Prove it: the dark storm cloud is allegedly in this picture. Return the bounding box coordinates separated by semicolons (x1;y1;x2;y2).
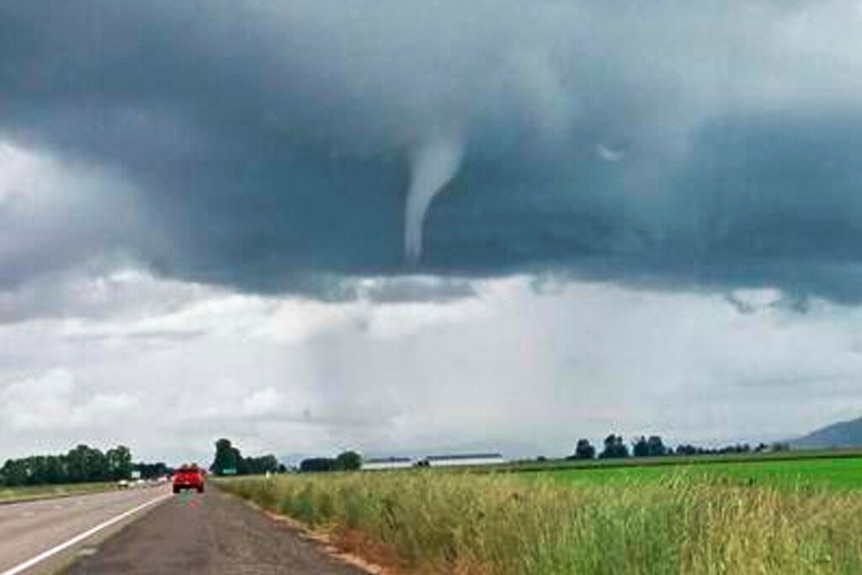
3;0;862;301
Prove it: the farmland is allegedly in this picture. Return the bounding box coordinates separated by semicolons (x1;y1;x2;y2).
535;454;862;491
219;452;862;575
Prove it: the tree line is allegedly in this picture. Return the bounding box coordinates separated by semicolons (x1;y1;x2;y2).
210;438;363;475
299;451;361;472
0;444;133;487
132;461;172;479
568;435;791;460
210;438;283;476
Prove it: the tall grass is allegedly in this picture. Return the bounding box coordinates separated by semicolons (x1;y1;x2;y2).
219;471;862;575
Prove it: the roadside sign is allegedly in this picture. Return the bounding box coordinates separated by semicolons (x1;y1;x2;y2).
221;468;237;475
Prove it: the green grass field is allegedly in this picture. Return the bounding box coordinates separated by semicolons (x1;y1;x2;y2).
0;482;118;504
538;455;862;491
218;453;862;575
502;448;862;474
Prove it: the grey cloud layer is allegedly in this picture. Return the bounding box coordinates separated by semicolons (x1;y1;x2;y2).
3;1;862;300
3;277;862;462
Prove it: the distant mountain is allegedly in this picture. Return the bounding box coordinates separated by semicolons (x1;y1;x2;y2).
792;417;862;449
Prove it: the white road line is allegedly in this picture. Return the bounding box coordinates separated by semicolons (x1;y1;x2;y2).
1;493;171;575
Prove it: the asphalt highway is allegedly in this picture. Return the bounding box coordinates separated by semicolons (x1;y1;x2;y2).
0;487;171;575
64;488;366;574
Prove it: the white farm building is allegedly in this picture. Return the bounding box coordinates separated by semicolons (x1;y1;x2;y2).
421;453;505;467
362;457;414;471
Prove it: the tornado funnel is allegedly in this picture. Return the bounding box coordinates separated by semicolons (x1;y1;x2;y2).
404;134;465;265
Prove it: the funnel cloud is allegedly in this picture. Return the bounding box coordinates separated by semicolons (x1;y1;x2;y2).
405;134;465;265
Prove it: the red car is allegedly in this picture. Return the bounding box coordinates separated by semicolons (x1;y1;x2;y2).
172;464;205;494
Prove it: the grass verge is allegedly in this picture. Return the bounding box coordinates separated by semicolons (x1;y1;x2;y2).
0;482;119;504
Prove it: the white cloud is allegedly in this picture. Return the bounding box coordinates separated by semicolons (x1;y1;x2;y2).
0;369;76;432
0;267;214;324
0;369;137;433
240;387;285;418
0;140;148;291
2;271;862;463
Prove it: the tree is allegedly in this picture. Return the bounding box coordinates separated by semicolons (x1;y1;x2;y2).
632;436;649;457
44;455;66;484
599;434;629;459
2;459;28;486
335;451;362;471
2;445;131;486
133;461;169;479
66;445;88;483
632;436;666;457
66;445;109;482
244;455;280;475
235;447;249;475
300;458;336;473
29;456;49;485
107;446;133;480
212;439;281;476
572;439;596;460
646;436;666;457
212;439;239;476
84;447;110;481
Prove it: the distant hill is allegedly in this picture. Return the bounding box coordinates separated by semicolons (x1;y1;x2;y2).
792;417;862;449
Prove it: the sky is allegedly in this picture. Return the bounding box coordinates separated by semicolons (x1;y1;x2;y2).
3;0;862;464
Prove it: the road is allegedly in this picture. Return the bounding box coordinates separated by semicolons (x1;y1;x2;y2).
64;488;367;574
0;487;171;575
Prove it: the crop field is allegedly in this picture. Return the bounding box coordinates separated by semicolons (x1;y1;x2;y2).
537;455;862;491
0;481;118;504
219;454;862;575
